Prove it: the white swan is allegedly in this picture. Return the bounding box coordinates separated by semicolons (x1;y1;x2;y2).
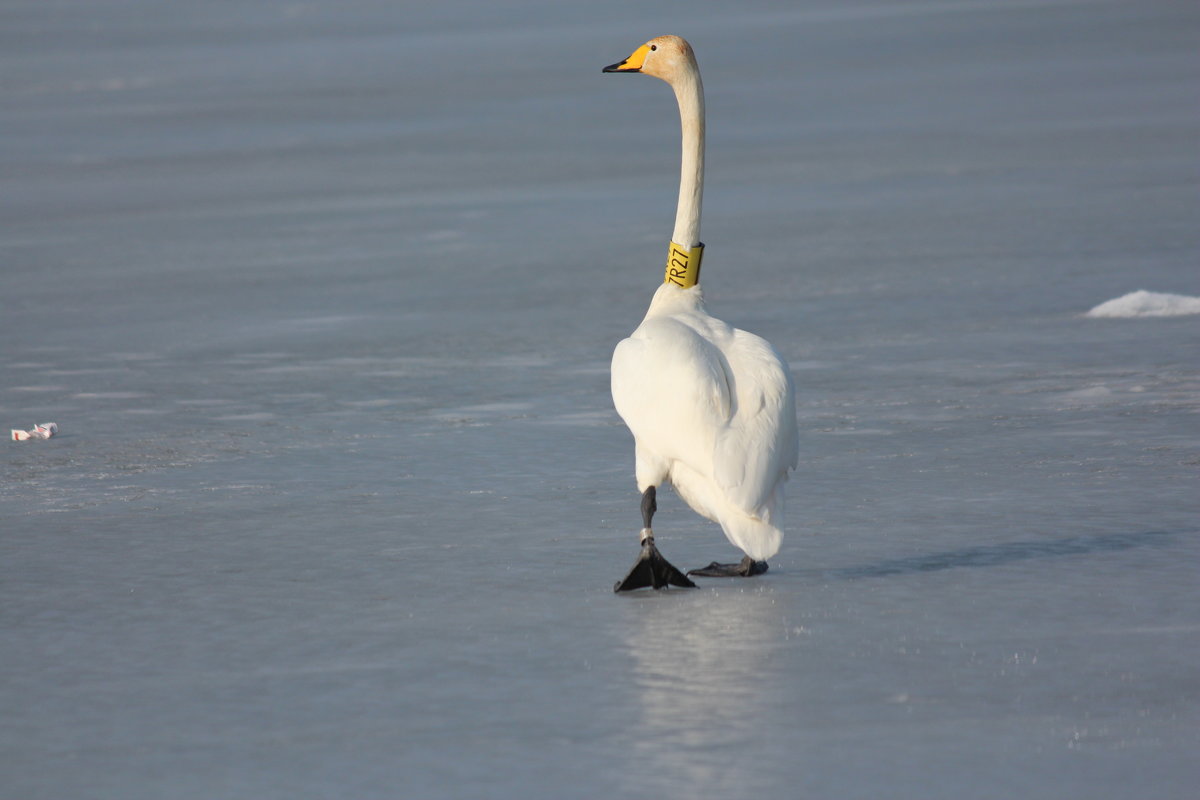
604;36;799;591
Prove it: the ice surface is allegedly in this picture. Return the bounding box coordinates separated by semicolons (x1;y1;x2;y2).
3;1;1199;799
1086;290;1200;318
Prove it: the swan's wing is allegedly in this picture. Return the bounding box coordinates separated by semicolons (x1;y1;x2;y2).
612;316;732;473
712;328;798;517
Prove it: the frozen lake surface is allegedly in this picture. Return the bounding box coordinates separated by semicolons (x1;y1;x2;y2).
3;1;1198;797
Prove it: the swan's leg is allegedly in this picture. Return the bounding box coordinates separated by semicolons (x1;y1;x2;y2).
613;486;697;592
640;483;657;529
687;555;769;578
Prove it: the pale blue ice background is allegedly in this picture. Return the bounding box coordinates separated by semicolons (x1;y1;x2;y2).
3;1;1199;798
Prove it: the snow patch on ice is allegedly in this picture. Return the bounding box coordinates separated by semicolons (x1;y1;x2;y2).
74;391;148;399
1086;290;1200;318
1058;385;1113;404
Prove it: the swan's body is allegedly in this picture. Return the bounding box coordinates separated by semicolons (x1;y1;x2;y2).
605;36;798;587
613;283;797;560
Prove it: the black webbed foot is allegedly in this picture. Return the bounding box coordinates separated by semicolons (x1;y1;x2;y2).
614;537;697;592
687;555;769;578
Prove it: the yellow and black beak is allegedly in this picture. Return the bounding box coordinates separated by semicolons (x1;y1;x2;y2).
602;43;651;74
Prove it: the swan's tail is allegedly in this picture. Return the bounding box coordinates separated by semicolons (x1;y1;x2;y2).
721;514;783;562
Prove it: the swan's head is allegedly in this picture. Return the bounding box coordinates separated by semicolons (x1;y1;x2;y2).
602;35;697;84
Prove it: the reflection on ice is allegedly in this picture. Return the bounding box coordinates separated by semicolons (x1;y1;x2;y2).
619;589;785;796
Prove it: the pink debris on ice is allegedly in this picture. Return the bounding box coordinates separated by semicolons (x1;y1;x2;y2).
11;422;58;441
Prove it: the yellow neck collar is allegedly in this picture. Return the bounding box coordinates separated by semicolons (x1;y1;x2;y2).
665;242;703;288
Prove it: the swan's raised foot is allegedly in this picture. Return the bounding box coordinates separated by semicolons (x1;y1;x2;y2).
614;539;697;592
687;555;768;578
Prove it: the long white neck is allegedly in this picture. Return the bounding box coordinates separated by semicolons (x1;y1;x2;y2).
670;66;704;249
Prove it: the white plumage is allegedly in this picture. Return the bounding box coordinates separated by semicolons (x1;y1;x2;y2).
612;280;797;561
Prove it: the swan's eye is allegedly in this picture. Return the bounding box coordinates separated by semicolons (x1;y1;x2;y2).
650;45;657;51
